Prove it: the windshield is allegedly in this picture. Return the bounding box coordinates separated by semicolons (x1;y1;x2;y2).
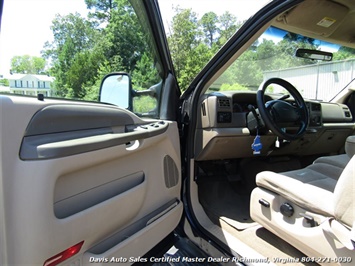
209;26;355;101
158;0;270;91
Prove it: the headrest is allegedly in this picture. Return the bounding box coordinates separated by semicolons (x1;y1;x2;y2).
345;136;355;157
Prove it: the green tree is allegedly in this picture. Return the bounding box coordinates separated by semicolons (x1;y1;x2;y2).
167;8;242;91
168;8;200;81
85;0;117;23
219;83;249;91
333;46;355;60
200;12;219;48
256;39;278;71
81;57;122;101
43;0;159;101
42;1;246;99
232;50;263;89
132;52;159;89
168;8;207;91
85;0;148;74
10;55;46;74
65;50;104;99
274;32;319;69
42;12;102;97
218;11;240;45
0;78;9;86
179;43;214;90
42;13;98;61
216;40;263;91
104;0;146;73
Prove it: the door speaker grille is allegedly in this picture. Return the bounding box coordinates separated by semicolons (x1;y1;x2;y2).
164;155;179;188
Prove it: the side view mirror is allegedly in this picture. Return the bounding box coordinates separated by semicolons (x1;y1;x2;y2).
99;72;132;109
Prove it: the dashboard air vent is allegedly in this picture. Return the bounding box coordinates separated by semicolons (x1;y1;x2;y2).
311;103;321;111
218;98;231;108
343;106;351;118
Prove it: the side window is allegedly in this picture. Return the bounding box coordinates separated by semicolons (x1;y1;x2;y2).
0;0;161;117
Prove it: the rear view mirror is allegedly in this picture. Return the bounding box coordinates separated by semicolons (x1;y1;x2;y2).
99;73;132;109
295;48;333;61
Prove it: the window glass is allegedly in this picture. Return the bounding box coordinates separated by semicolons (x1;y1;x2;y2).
158;0;270;91
0;0;161;117
209;26;355;101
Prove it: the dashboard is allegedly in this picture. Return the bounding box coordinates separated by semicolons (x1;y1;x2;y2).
195;91;354;161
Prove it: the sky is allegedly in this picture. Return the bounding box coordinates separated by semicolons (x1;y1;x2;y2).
0;0;88;76
0;0;270;76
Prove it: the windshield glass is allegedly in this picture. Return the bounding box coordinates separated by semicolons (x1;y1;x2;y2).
209;26;355;101
158;0;270;91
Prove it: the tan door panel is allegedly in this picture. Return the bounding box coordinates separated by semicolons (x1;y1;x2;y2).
0;95;182;265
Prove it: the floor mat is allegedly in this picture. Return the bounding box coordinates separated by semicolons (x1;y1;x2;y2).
219;216;257;231
239;156;302;192
198;179;257;230
220;222;319;266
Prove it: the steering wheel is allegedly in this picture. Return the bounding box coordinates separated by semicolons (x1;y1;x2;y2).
256;78;309;141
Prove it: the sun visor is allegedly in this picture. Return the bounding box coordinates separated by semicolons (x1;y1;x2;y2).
278;0;349;37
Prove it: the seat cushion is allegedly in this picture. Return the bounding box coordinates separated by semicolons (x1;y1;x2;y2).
313;136;354;169
313;154;350;169
256;163;340;217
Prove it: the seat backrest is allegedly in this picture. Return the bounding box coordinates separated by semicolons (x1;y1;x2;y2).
333;155;354;227
345;135;355;157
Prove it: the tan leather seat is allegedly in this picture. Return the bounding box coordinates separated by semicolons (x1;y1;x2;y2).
255;163;339;216
250;153;354;264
